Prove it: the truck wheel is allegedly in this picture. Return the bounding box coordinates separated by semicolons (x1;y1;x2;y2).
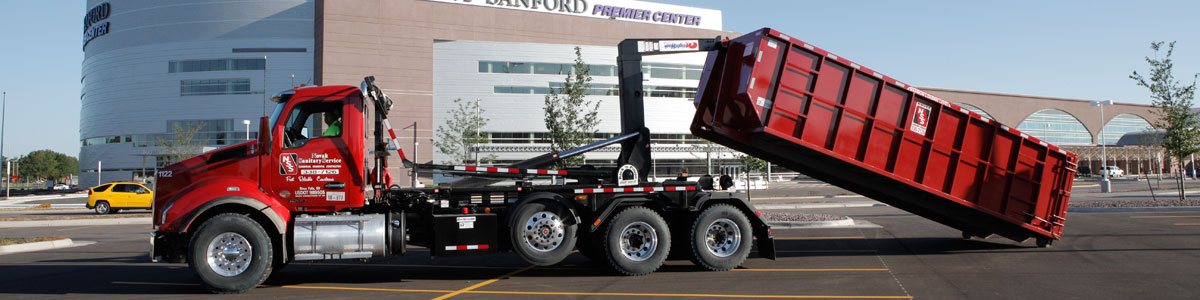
602;206;670;276
94;201;112;214
188;213;273;294
509;201;577;266
1036;237;1053;248
689;204;752;271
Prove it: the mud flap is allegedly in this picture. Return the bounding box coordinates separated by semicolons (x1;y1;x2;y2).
756;228;777;259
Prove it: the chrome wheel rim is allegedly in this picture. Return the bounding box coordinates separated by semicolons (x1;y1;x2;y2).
705;219;742;257
523;211;565;252
96;203;109;213
206;232;253;277
619;221;658;262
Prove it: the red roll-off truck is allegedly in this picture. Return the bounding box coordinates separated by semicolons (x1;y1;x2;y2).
151;28;1075;294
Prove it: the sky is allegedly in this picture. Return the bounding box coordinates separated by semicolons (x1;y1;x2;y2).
0;1;1198;158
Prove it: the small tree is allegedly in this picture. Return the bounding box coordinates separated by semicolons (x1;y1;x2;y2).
1130;41;1199;200
435;98;493;164
544;46;602;167
737;153;767;175
16;150;77;183
156;123;204;166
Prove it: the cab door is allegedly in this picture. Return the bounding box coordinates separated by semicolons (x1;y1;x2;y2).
265;89;365;212
109;184;134;207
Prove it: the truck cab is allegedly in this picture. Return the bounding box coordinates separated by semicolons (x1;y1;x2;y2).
152;38;776;294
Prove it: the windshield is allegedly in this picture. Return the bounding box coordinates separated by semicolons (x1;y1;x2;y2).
268;102;286;128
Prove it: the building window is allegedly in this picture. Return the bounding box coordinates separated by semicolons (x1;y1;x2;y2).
1100;114;1154;145
1017;109;1092;145
495;83;694;99
180;78;253;96
479;60;700;78
169;58;266;73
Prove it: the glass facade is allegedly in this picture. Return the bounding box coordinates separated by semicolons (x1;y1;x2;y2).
479;60;701;80
180;78;253;96
1017;109;1092;145
169;58;266;73
1100;114;1154;145
494;83;696;99
82;119;257;148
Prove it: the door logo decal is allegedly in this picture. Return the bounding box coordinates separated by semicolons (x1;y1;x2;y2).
280;153;300;175
909;103;932;135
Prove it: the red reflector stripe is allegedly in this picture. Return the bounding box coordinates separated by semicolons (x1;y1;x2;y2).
444;244;490;251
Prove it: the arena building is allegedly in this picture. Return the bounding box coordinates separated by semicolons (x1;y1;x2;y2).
78;0;1169;184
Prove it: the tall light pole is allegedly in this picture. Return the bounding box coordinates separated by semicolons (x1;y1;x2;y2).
1093;100;1114;193
243;120;251;141
1;91;6;198
403;122;418;188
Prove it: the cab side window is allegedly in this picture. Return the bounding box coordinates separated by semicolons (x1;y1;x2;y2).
283;102;343;149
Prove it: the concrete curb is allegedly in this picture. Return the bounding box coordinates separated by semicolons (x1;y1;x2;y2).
767;217;856;228
1069;206;1200;213
0;238;79;255
0;217;151;228
756;202;884;210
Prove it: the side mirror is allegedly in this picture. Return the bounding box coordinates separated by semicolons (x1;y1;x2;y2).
258;116;270;154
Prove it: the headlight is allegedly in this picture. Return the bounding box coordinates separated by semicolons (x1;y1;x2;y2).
159;203;174;226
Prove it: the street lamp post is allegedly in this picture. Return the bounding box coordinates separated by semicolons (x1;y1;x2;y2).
1;91;6;199
403;122;418;188
1093;100;1114;193
243;120;251;141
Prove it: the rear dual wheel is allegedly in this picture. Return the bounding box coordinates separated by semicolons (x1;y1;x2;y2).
510;201;578;266
689;204;753;271
602;206;671;276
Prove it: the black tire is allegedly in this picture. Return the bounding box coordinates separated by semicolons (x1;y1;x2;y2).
1036;237;1053;248
509;201;577;266
689;204;753;271
962;232;972;240
188;213;274;294
94;201;111;214
602;206;671;276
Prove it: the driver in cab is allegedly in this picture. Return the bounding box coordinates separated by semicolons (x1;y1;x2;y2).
323;111;341;137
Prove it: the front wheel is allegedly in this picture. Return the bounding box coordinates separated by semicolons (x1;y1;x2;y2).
509;201;577;266
689;204;753;271
188;213;274;294
602;206;671;276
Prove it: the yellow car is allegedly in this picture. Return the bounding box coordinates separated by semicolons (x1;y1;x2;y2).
87;182;154;214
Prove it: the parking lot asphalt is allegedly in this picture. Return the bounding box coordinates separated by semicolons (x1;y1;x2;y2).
1;204;1198;299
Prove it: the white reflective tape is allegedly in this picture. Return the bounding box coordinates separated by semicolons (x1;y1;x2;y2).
1001;125;1011;131
1020;133;1029;139
802;44;814;50
896;82;906;88
1038;141;1048;147
466;245;480;250
444;246;456;251
757;51;763;62
872;72;883;78
779;34;791;41
827;53;839;60
959;108;969;114
750;77;756;88
850;63;860;69
767;41;778;49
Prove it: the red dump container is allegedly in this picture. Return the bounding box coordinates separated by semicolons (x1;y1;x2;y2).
691;28;1076;244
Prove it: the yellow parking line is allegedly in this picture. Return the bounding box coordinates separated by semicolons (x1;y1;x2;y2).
775;236;866;240
432;265;533;300
282;285;450;294
733;268;888;272
1130;215;1200;219
283;285;912;299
